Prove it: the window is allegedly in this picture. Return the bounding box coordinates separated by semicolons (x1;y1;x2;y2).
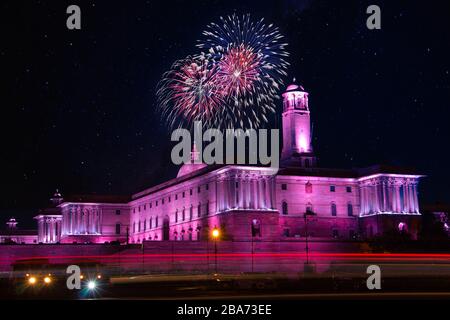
251;219;261;237
155;216;159;228
150;217;152;229
182;208;185;221
144;204;146;210
144;219;147;231
138;206;141;212
282;201;288;215
133;208;136;213
331;203;337;216
198;186;201;193
347;203;353;216
138;221;141;232
305;182;312;193
206;202;209;215
115;210;121;215
182;192;185;198
332;229;339;238
304;159;310;168
306;203;313;215
189;206;193;220
283;228;290;237
150;202;152;208
206;184;209;191
133;222;136;233
162;198;165;205
175;210;178;223
175;194;178;200
198;203;201;217
346;186;352;193
190;189;193;196
168;196;171;202
281;184;287;190
330;185;336;192
156;200;158;207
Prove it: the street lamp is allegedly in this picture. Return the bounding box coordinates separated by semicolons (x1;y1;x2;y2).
212;227;220;274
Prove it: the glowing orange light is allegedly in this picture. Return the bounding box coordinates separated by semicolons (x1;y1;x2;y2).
28;277;37;285
44;276;51;284
212;228;220;239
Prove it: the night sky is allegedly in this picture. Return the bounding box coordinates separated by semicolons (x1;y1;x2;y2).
2;0;449;228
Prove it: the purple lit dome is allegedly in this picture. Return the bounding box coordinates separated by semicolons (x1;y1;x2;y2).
177;144;207;178
285;78;305;92
177;162;207;178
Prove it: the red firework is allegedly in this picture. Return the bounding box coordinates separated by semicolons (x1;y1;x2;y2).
157;57;226;129
217;45;261;97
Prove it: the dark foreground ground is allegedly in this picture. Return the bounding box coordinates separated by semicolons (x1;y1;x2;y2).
2;269;450;300
2;253;450;300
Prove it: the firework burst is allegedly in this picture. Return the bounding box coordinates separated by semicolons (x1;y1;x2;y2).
157;14;289;130
157;56;229;129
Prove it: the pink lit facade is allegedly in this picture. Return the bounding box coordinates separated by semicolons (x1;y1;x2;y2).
32;81;423;244
0;218;37;244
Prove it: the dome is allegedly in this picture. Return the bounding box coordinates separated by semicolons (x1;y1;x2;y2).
177;162;207;178
176;143;207;178
285;77;306;92
285;83;305;92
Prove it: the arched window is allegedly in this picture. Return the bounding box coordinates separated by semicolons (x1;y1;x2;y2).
282;201;288;215
331;203;337;216
305;182;313;194
347;203;353;216
251;219;261;237
398;222;407;233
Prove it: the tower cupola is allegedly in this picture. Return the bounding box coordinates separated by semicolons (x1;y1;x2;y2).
280;79;316;168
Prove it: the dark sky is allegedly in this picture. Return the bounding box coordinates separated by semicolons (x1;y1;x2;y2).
1;0;450;228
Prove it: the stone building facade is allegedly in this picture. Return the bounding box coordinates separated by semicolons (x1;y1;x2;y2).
32;82;423;244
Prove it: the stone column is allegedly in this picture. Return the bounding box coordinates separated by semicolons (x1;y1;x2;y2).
245;175;251;209
405;184;411;213
238;175;244;209
396;183;402;213
382;180;387;212
373;182;380;213
229;176;236;209
259;178;266;209
412;183;419;213
361;185;366;215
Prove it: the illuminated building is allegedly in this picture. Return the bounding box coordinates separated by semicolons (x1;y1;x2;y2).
30;81;423;244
